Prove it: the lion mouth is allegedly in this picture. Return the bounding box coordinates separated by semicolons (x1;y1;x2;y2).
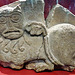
4;30;20;34
2;27;23;40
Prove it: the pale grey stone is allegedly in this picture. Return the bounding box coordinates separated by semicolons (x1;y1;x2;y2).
45;23;75;71
0;0;53;72
46;4;75;28
0;0;75;72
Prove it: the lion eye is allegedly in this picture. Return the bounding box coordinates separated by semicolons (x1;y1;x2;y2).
11;14;21;23
0;16;7;24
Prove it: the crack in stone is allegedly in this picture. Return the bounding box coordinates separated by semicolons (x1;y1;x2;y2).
23;35;31;46
12;40;19;48
37;42;44;59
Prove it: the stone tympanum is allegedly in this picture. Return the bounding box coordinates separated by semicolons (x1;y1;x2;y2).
0;0;75;72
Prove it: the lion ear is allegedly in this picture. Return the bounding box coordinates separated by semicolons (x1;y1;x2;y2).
14;5;21;11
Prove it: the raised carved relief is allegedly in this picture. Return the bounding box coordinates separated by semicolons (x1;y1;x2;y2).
0;0;75;72
0;5;24;54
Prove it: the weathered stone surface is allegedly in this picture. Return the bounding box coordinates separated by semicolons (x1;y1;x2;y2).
46;4;75;28
45;23;75;71
20;0;45;26
0;0;75;72
0;0;53;72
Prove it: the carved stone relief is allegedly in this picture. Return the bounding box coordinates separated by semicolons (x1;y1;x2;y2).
0;0;75;72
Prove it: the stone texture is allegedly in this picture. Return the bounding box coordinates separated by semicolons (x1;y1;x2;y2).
45;24;75;67
20;0;45;26
46;4;75;28
0;0;53;72
0;0;75;72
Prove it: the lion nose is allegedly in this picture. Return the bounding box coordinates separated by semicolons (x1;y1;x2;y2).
2;27;23;40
